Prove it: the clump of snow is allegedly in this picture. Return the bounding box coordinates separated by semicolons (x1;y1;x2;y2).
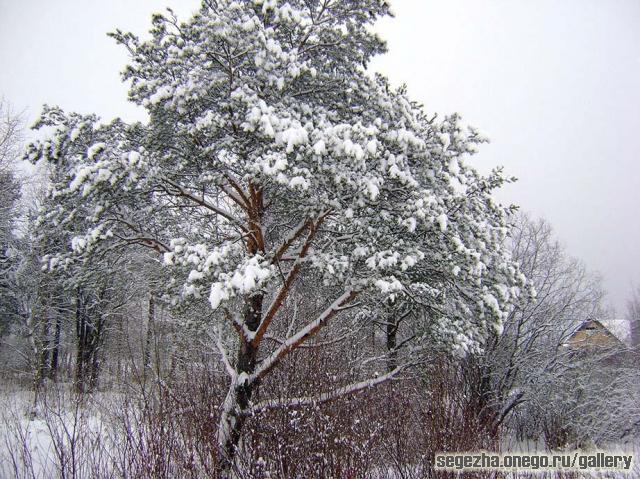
148;85;173;105
366;139;378;155
288;176;309;190
374;277;403;294
209;256;273;309
87;143;106;159
277;126;309;153
127;151;141;165
364;178;380;200
403;217;417;233
436;213;448;232
313;140;326;155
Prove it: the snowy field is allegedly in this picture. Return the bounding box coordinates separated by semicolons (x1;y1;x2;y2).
0;387;118;478
1;386;637;479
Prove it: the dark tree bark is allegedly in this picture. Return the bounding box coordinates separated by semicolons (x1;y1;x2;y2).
386;316;398;373
143;293;155;375
35;307;51;388
221;294;263;471
75;288;105;393
75;291;87;393
89;314;104;391
49;313;62;380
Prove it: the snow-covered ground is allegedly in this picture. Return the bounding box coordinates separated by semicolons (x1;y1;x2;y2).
1;387;638;478
0;387;117;478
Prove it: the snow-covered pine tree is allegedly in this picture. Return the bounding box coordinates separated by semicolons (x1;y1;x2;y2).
26;0;525;471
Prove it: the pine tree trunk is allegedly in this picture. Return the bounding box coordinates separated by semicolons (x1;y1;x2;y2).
35;308;51;388
74;286;105;393
386;317;398;373
88;315;104;391
49;313;62;380
75;290;88;393
143;293;155;377
217;294;262;476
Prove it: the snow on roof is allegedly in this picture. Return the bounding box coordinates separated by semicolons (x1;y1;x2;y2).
569;318;631;347
601;319;632;346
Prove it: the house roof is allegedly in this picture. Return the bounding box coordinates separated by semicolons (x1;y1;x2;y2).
600;319;633;346
565;319;628;349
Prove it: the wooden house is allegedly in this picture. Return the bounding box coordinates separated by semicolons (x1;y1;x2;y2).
565;320;626;349
564;319;632;366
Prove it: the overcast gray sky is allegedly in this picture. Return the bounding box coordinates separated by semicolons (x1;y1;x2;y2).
1;0;638;316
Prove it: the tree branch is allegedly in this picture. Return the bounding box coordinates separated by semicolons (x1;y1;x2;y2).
247;364;406;415
252;215;326;347
252;289;357;381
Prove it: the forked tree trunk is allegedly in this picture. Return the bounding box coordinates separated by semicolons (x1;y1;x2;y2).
217;294;263;476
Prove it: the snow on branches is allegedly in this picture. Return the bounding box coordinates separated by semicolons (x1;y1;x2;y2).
26;0;525;465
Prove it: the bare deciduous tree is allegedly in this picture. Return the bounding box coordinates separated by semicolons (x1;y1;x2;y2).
627;285;640;354
463;213;609;442
0;99;23;339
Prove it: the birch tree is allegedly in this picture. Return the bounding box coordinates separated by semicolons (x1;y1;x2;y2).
26;0;524;471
